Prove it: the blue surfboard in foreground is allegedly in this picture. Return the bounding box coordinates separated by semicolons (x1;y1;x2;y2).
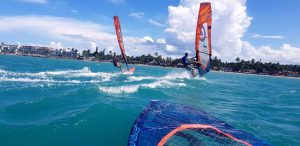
128;101;271;146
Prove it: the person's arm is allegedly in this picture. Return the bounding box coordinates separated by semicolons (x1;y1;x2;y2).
117;56;123;62
114;57;120;62
190;57;199;65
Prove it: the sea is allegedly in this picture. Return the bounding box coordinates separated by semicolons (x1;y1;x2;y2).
0;54;299;146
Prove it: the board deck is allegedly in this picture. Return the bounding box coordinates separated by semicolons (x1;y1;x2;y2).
123;67;135;74
129;67;135;73
191;69;197;77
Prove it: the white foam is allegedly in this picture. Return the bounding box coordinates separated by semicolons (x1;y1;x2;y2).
0;67;117;83
0;67;117;78
0;68;47;78
142;80;186;88
122;71;134;75
39;67;118;78
38;67;90;76
163;71;193;80
0;77;106;84
99;85;139;94
98;80;186;95
126;71;194;82
126;76;156;82
0;77;51;82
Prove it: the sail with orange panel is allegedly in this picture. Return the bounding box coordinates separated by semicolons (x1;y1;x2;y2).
113;15;129;70
195;2;212;76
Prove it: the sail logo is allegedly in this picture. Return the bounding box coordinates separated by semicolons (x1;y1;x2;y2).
128;124;141;146
200;25;207;42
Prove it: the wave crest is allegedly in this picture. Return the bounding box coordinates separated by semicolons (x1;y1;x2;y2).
98;80;186;95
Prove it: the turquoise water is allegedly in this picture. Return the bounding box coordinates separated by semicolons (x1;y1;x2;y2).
0;54;299;146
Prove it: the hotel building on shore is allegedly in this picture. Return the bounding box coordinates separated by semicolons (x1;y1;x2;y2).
0;42;78;58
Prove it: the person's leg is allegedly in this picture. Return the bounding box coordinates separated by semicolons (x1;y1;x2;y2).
187;65;193;71
183;64;190;71
119;66;123;73
117;63;123;73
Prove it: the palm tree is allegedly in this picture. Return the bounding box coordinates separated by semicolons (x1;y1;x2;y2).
154;52;158;58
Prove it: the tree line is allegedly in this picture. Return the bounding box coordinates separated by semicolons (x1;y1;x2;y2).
211;57;300;75
81;48;300;76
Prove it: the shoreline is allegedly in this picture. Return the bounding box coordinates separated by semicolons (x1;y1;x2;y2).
1;53;299;79
212;70;300;80
135;64;300;80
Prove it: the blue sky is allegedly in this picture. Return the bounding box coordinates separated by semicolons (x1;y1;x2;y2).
0;0;299;64
0;0;176;38
246;0;300;47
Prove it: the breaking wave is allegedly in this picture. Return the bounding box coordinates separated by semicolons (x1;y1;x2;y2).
0;77;106;84
98;80;186;95
1;67;203;95
0;67;118;84
0;67;118;78
99;85;140;94
126;71;206;82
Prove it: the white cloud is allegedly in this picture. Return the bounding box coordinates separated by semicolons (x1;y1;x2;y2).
129;12;145;19
156;38;166;44
123;36;164;55
165;0;252;60
18;0;48;4
164;0;300;64
49;41;63;49
165;44;178;52
89;42;97;52
242;42;300;64
142;36;154;43
0;15;164;56
250;34;284;39
0;15;114;44
108;0;125;4
70;9;78;13
148;18;165;27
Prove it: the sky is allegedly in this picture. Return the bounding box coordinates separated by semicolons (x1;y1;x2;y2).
0;0;299;64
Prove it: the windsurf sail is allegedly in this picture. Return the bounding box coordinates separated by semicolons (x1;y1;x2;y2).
113;15;129;70
128;101;271;146
195;2;212;76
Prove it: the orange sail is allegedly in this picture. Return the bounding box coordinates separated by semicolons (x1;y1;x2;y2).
113;16;129;69
195;2;212;76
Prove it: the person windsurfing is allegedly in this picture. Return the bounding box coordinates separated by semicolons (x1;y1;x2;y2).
182;52;190;69
113;52;123;72
182;52;197;76
113;15;136;74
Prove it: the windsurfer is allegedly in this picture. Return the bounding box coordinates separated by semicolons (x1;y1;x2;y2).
182;52;196;71
113;52;123;72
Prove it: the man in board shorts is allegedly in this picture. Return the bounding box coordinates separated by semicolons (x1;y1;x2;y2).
182;52;197;76
182;52;193;70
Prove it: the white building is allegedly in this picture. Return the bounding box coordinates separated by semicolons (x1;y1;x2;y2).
0;43;18;54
